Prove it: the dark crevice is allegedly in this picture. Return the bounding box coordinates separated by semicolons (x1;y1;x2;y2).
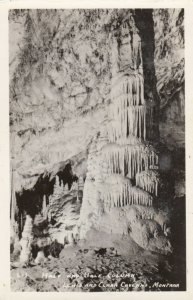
15;162;78;236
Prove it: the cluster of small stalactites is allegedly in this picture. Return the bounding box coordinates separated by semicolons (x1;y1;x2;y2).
136;170;160;196
111;73;145;106
53;175;69;196
80;25;159;222
101;141;158;179
107;73;157;143
107;106;148;142
98;174;153;211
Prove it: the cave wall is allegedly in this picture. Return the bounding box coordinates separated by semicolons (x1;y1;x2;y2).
10;9;184;188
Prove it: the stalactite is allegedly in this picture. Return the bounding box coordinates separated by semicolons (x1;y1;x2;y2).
102;142;158;178
136;170;159;196
132;31;143;71
108;105;149;142
99;176;153;211
117;135;142;146
111;74;145;106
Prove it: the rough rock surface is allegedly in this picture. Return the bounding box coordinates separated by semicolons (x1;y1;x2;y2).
10;9;184;181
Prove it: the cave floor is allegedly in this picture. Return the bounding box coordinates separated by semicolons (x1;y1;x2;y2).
11;240;185;292
10;195;186;292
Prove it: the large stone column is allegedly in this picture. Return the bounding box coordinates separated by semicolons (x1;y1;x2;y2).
79;11;171;254
103;14;159;208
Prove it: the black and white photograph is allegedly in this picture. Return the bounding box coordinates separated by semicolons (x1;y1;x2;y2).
9;8;185;292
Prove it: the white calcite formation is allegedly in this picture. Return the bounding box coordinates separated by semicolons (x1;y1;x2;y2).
53;175;65;198
80;23;158;216
47;177;83;245
98;174;153;210
19;215;34;264
102;141;158;178
42;195;48;220
79;20;171;254
35;250;47;265
136;170;159;196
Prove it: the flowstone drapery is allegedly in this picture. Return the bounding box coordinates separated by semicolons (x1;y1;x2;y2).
79;16;171;254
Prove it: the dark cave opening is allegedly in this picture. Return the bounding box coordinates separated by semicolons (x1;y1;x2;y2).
15;162;79;238
56;162;78;189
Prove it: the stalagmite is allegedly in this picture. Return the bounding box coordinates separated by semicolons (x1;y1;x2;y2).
64;184;69;192
42;195;47;219
78;176;84;190
19;215;33;264
53;175;60;195
35;250;46;265
71;181;78;191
